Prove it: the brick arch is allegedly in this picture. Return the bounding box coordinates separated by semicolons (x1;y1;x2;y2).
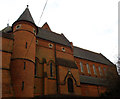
63;71;80;87
47;60;55;65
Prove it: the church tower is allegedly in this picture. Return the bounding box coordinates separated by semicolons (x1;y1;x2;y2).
10;6;37;97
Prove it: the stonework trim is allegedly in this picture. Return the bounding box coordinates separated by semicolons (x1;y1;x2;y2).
59;71;80;87
0;50;12;54
13;29;35;36
0;68;10;70
11;58;35;64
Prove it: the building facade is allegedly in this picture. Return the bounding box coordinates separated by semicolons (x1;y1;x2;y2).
0;7;118;97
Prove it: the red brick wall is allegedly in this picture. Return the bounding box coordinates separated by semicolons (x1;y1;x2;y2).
58;66;81;95
1;37;14;97
75;57;109;78
10;21;36;97
74;57;116;97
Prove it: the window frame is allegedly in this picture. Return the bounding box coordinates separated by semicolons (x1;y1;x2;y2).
22;81;24;91
68;78;74;93
50;62;53;77
93;65;97;75
24;62;26;70
16;24;21;30
86;63;91;74
80;62;84;73
98;66;102;76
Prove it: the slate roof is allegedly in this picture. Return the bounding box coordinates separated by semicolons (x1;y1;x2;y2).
80;75;106;86
36;28;72;47
73;46;114;66
0;26;14;40
2;26;12;33
56;58;78;69
16;7;35;24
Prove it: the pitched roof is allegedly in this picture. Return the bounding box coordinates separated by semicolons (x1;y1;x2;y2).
73;46;114;66
16;7;35;24
36;28;72;47
80;75;106;85
42;22;51;31
0;27;14;40
2;26;12;33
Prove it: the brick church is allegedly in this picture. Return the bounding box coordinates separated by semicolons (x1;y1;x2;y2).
0;6;118;97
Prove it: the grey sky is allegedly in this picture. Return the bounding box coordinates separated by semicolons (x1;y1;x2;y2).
0;0;118;64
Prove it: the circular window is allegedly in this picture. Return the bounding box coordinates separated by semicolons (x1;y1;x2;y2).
48;43;53;48
62;47;65;52
16;24;21;29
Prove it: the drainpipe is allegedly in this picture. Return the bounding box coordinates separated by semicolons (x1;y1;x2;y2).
97;85;100;96
54;43;59;94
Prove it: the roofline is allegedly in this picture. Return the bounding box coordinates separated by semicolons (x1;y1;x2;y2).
74;56;114;66
100;53;115;66
36;36;72;48
12;20;38;33
74;46;100;55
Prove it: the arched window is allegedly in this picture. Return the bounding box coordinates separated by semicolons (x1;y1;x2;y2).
68;78;74;93
50;62;53;77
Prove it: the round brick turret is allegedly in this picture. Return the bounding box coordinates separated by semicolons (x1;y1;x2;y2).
10;7;37;97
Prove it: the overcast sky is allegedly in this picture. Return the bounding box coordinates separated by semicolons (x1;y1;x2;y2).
0;0;119;64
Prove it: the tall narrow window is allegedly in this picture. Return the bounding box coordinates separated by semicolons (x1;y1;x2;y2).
25;42;27;48
86;63;91;74
50;62;53;77
104;67;106;76
80;62;84;72
68;78;74;93
22;81;24;91
98;66;102;76
24;62;26;70
93;65;97;75
35;58;37;76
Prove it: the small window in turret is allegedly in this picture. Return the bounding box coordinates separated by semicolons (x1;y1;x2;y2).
33;28;36;35
16;24;21;29
25;42;27;48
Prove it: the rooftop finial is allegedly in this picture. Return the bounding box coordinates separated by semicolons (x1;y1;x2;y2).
7;19;9;27
27;5;29;8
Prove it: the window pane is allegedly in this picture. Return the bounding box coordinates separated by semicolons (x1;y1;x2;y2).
35;58;37;76
50;62;53;77
104;67;106;76
22;81;24;91
80;62;84;72
24;62;26;70
93;65;97;75
98;66;102;76
86;64;90;74
68;78;74;93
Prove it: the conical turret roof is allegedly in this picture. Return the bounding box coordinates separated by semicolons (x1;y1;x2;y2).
17;6;35;24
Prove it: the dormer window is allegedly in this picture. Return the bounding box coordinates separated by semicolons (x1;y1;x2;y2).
62;47;65;52
48;43;53;48
16;24;21;29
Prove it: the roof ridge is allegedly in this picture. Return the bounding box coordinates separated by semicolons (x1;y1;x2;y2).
74;46;100;55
